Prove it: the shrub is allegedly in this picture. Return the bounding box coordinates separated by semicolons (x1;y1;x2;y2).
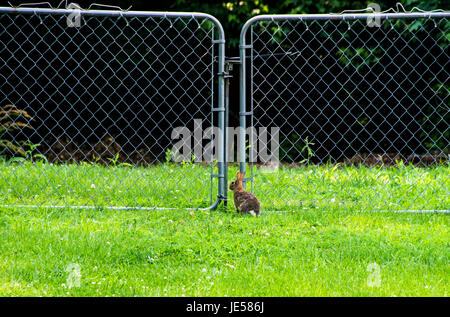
0;104;35;158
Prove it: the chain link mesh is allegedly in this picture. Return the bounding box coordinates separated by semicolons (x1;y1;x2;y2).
0;9;224;209
242;14;449;211
1;9;449;212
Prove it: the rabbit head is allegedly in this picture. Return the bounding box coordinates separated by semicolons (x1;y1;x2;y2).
229;172;245;191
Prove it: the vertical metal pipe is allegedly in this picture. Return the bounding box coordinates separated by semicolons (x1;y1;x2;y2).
239;41;247;188
223;63;230;206
210;25;215;205
217;39;226;201
249;25;254;193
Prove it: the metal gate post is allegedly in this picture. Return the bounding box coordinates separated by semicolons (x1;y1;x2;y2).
217;37;227;206
239;24;250;188
204;21;227;210
223;57;240;206
223;61;232;207
239;21;256;190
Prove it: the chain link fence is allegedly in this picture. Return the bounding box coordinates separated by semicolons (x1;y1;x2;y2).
239;13;449;211
1;8;449;212
0;7;226;209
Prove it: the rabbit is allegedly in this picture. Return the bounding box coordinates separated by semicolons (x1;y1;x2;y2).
229;172;261;216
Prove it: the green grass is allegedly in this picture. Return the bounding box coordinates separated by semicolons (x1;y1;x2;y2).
0;207;448;296
0;161;448;296
250;163;450;211
0;160;217;208
0;160;449;210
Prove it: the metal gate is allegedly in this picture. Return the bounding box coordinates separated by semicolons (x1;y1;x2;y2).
0;7;226;210
239;12;449;211
1;7;449;212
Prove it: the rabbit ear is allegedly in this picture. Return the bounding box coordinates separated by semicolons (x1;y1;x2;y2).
237;172;245;181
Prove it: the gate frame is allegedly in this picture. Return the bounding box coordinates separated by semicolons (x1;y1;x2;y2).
0;6;228;210
238;12;450;190
3;8;449;210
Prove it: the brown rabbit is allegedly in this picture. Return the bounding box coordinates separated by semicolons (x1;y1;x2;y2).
229;172;260;216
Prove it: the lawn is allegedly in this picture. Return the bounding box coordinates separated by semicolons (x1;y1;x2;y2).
0;161;448;296
0;160;449;211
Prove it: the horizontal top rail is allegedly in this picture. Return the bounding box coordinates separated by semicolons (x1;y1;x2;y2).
0;6;225;41
246;11;450;21
240;12;450;43
0;6;214;18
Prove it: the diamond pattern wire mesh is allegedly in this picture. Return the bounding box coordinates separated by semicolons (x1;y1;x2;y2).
0;9;222;209
242;15;449;211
